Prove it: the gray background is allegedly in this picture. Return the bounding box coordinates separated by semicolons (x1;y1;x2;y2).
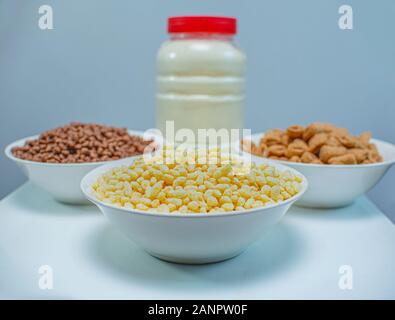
0;0;394;219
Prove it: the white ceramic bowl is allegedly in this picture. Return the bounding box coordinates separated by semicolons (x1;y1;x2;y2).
81;157;307;264
241;133;395;208
5;130;162;205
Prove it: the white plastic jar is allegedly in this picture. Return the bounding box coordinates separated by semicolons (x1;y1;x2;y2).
156;16;246;141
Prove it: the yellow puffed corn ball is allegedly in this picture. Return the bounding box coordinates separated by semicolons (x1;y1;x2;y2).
91;148;303;214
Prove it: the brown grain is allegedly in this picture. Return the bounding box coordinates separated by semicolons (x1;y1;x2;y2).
12;122;157;163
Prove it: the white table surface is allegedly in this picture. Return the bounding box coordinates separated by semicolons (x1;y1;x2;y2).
0;182;394;300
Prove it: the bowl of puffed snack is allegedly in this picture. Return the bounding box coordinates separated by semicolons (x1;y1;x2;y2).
241;122;395;208
81;147;307;264
5;122;161;204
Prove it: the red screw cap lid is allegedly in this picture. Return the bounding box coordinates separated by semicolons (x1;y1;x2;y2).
168;16;237;34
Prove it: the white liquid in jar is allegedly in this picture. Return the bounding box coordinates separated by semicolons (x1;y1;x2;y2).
156;38;246;140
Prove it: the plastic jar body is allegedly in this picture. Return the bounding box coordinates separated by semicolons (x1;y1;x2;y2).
156;32;246;142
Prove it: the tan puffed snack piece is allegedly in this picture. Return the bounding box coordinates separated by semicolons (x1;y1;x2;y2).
286;125;305;139
328;153;357;165
362;146;383;164
240;139;253;153
308;133;328;154
241;139;268;157
267;145;287;157
302;122;334;141
338;135;358;148
359;131;372;147
367;144;383;162
301;151;319;163
242;122;383;165
262;129;283;146
287;139;308;157
348;148;369;163
281;134;290;146
330;127;349;138
368;143;380;155
319;145;347;163
325;136;342;147
289;155;301;163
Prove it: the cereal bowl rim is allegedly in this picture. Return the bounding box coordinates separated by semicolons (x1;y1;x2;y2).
4;130;163;168
241;133;395;169
80;156;308;218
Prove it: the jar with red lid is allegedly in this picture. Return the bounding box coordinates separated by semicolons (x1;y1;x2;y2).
156;16;246;143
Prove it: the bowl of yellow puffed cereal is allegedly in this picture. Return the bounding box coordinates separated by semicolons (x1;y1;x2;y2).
81;147;307;264
240;122;395;208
